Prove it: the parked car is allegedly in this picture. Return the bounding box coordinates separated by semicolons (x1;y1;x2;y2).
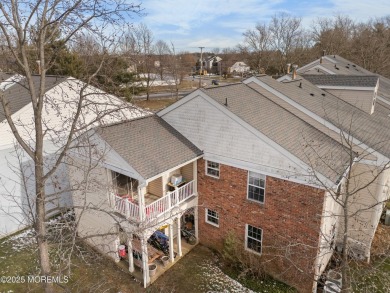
211;79;219;85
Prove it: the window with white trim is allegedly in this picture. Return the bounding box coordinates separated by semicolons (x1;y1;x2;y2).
205;208;219;227
247;171;266;203
206;161;220;178
246;224;262;254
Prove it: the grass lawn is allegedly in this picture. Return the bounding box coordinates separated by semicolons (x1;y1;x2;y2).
0;227;297;293
351;256;390;293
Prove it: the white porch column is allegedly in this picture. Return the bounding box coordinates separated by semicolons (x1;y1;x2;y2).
177;216;182;257
193;160;198;195
114;237;120;263
169;224;175;262
141;236;150;288
138;183;147;222
128;236;134;273
194;207;199;241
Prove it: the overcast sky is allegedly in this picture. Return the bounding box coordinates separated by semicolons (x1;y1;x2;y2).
132;0;390;52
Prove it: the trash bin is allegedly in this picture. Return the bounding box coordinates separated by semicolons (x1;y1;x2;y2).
118;245;127;258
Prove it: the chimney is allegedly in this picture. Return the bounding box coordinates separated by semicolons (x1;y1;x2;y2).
292;64;298;80
286;63;291;74
320;50;326;64
36;60;41;74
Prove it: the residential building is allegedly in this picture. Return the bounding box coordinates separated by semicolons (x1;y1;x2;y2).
228;61;250;74
197;55;222;75
68;55;390;293
0;74;144;237
158;83;351;292
68;115;201;288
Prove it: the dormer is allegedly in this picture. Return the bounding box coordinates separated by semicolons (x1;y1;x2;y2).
302;75;379;115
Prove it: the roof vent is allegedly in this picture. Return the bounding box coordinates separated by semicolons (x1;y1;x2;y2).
321;93;326;97
299;82;302;88
310;93;314;96
334;64;339;70
224;98;228;107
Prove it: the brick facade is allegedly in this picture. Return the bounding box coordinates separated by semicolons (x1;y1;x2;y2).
197;159;325;293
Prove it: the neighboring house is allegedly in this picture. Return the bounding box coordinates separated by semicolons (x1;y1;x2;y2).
205;55;222;74
295;54;390;105
69;115;202;288
197;55;222;74
158;83;352;292
228;61;250;74
0;74;144;237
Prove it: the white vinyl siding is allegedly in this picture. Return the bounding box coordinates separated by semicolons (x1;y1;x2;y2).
247;171;266;203
205;208;219;227
245;224;262;254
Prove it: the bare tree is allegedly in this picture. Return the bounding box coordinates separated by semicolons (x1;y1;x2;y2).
0;1;141;292
154;39;170;80
240;23;271;73
311;15;356;57
269;12;304;73
125;23;155;100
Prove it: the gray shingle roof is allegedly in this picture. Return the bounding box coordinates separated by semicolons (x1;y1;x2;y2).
298;55;390;102
98;115;202;179
302;74;378;88
0;75;67;122
256;75;390;159
202;83;352;183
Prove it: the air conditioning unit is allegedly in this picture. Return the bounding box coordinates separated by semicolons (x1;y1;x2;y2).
324;270;342;293
324;281;341;293
170;174;182;186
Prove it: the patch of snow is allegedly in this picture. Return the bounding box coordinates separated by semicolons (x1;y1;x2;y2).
198;260;255;293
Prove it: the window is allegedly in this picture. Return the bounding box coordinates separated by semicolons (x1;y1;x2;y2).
246;224;262;254
205;208;219;227
206;161;220;178
247;171;265;203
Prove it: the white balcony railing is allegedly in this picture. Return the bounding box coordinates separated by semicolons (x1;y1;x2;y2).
111;193;140;220
111;180;196;222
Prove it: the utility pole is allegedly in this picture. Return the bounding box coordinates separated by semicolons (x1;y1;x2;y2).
199;46;204;88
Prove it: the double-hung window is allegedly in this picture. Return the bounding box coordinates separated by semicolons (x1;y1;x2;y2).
205;208;219;227
246;224;262;254
247;171;266;203
206;161;220;178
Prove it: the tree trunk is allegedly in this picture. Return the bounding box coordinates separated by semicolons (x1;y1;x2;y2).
341;204;351;293
35;101;53;292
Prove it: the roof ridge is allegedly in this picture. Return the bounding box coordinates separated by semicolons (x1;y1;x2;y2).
99;112;154;129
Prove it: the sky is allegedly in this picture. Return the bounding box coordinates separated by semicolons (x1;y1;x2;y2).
130;0;390;52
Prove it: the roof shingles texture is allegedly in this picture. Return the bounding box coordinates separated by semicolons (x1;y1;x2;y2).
203;84;351;183
302;74;378;87
299;55;390;102
258;75;390;158
0;75;67;122
98;115;202;179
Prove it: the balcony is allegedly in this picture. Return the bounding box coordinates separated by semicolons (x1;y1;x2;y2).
111;180;196;222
